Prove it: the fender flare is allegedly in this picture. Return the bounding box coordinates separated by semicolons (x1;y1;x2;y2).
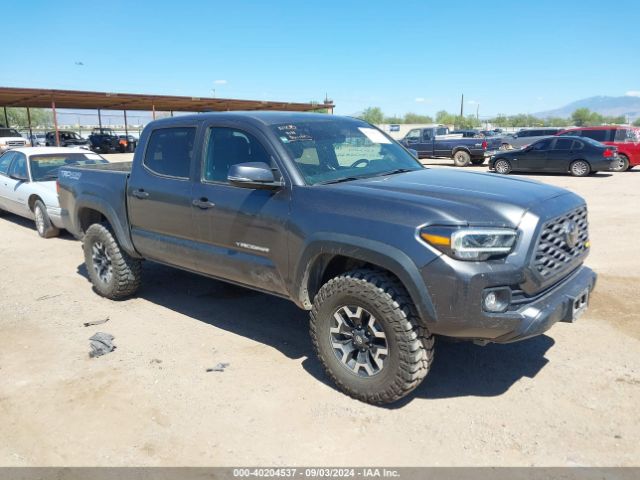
293;233;437;325
72;194;141;258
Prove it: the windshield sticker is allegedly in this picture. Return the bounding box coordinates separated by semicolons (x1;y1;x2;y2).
276;124;313;142
358;127;391;144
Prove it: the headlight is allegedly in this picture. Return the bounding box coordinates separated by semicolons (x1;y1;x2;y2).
419;226;518;261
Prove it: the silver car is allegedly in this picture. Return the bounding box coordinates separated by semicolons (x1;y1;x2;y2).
0;147;108;237
500;127;565;149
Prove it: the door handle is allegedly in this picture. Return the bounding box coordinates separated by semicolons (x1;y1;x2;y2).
132;189;149;199
192;198;216;209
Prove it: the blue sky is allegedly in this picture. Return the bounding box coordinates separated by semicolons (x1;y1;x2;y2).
2;0;639;117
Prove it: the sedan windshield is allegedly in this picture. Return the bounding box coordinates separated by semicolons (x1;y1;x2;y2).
271;118;423;185
30;153;107;181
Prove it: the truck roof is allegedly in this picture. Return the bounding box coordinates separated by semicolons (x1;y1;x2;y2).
148;111;356;127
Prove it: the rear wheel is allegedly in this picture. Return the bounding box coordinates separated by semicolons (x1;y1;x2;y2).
310;269;434;404
570;160;590;177
83;223;142;299
611;154;629;172
494;159;512;174
453;150;471;167
34;199;59;238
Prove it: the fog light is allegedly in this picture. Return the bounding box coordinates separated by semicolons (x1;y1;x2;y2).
483;288;511;313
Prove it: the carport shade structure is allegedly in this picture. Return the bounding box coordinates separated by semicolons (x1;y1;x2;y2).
0;86;335;146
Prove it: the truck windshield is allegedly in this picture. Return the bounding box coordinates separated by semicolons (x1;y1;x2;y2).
0;128;21;137
271;119;422;185
30;153;107;181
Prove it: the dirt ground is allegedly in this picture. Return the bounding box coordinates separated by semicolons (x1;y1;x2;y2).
0;155;638;466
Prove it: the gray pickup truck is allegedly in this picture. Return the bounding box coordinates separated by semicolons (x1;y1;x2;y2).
398;125;498;166
57;112;596;404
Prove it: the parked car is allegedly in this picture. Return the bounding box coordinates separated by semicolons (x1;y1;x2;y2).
399;125;493;166
45;130;91;149
58;112;596;404
557;126;640;172
118;134;138;153
499;127;565;150
25;133;47;146
0;127;29;152
488;136;617;176
88;128;121;153
0;147;108;237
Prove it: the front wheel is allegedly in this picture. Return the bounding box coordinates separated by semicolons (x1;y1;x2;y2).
453;150;471;167
83;223;142;299
570;160;590;177
494;159;512;174
34;199;59;238
310;269;434;404
611;154;629;172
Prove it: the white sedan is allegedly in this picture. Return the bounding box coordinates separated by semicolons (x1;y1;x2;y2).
0;147;108;238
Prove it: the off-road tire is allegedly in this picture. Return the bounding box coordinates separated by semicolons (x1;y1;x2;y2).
494;159;512;174
471;158;485;166
310;269;434;404
83;222;142;299
34;199;59;238
611;154;629;172
570;160;590;177
453;150;471;167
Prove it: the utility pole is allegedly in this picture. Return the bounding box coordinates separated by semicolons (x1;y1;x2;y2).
460;94;464;117
476;103;480;121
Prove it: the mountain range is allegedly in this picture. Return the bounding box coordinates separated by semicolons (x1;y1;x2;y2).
534;95;640;121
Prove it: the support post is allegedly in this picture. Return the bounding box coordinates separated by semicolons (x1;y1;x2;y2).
124;110;128;137
52;101;60;146
152;104;156;120
26;107;33;144
3;106;8;127
98;109;102;130
170;110;174;117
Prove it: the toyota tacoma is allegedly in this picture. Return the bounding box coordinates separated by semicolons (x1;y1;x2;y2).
57;112;596;404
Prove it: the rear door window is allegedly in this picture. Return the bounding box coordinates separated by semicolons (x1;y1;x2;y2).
554;138;573;150
581;129;610;142
143;127;196;178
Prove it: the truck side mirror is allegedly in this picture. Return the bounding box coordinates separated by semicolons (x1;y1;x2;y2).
228;162;282;190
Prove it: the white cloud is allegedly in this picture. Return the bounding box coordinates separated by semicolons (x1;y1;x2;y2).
536;96;544;101
214;79;228;85
626;90;640;97
415;97;426;103
467;100;478;105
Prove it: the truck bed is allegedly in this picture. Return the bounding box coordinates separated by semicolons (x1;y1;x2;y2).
69;161;132;173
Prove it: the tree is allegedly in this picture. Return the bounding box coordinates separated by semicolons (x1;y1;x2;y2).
403;112;433;124
572;108;595;126
545;117;570;127
435;110;457;125
383;115;404;124
359;107;384;124
633;118;640;127
5;107;53;128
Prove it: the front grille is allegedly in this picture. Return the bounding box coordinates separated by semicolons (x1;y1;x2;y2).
7;140;25;147
533;206;589;278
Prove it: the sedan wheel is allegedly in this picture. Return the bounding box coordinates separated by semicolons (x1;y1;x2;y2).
494;159;512;174
570;160;590;177
33;199;60;238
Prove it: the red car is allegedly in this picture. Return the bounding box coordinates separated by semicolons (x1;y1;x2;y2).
556;126;640;171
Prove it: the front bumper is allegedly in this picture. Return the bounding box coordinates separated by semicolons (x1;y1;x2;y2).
423;262;596;344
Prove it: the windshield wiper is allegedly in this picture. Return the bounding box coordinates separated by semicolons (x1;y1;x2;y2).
316;176;362;185
374;168;418;177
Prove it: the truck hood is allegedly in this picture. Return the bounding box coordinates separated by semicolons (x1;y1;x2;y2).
330;169;574;228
